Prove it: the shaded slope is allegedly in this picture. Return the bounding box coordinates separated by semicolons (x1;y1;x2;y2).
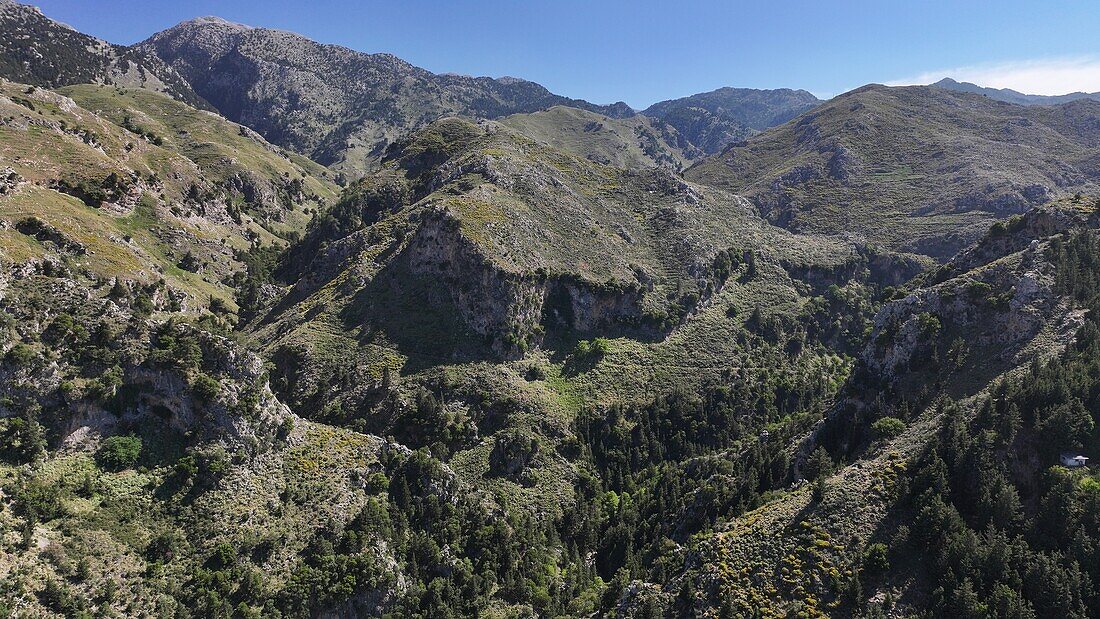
258;116;855;364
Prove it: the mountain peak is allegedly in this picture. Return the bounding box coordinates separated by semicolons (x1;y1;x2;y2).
180;15;252;29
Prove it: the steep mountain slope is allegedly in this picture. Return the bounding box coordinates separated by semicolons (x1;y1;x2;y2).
0;1;207;109
6;7;1100;618
643;86;821;153
500;106;702;171
933;77;1100;106
0;78;336;307
134;17;633;176
688;84;1100;258
255;115;856;367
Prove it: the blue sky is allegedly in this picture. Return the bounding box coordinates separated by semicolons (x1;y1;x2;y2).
33;0;1100;108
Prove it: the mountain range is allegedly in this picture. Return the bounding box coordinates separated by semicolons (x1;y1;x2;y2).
2;2;1100;618
932;76;1100;106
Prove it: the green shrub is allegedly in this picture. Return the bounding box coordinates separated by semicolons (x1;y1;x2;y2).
573;337;611;361
191;373;221;403
5;343;36;366
871;417;906;440
96;435;142;471
863;543;889;575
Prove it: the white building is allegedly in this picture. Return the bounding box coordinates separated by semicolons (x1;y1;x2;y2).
1060;453;1089;468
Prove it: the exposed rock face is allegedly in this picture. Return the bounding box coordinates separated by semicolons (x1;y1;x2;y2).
61;325;292;451
863;232;1081;383
948;205;1091;273
0;166;20;194
407;211;646;358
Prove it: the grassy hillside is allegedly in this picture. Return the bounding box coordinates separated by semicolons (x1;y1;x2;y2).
0;79;336;308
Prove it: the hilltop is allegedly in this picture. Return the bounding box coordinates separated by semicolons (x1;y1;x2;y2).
500;105;703;171
932;77;1100;106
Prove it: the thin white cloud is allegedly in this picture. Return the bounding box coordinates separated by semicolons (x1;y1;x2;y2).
886;56;1100;95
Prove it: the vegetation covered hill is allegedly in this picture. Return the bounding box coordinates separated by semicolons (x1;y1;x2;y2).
0;84;873;617
0;78;336;308
134;17;634;176
642;86;821;154
4;5;1100;618
673;203;1100;617
687;84;1100;258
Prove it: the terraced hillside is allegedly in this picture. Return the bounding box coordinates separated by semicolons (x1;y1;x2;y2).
688;84;1100;258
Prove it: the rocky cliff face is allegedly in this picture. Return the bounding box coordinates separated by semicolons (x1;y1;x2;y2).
862;210;1088;385
406;209;648;357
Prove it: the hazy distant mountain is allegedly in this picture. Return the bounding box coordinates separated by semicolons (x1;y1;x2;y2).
0;0;207;108
135;17;635;175
642;86;821;153
931;77;1100;105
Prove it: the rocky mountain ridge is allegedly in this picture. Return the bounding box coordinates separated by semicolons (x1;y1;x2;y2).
0;1;207;109
643;86;821;153
133;16;635;176
687;83;1100;258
